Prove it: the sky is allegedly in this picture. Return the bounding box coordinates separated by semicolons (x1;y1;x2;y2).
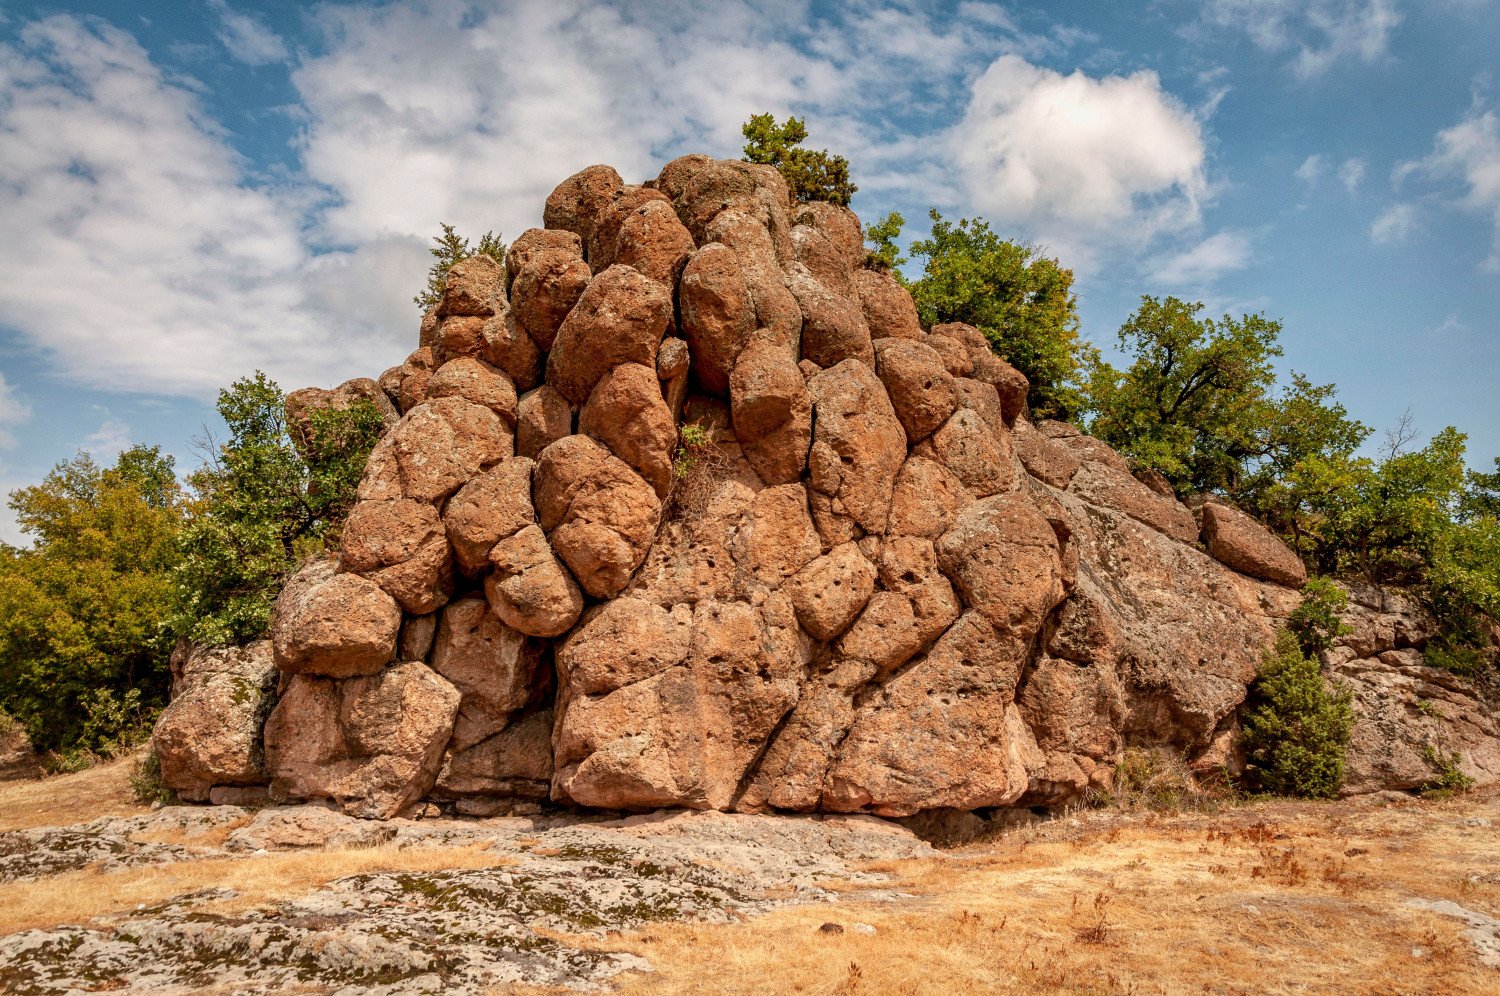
0;0;1497;543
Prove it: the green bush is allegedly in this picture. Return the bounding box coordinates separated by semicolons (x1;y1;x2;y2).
1419;746;1475;796
130;749;176;805
1240;631;1354;798
1287;576;1351;657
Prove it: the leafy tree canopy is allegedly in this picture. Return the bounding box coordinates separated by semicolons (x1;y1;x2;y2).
0;446;184;754
741;113;857;207
413;223;505;312
906;210;1087;419
173;372;385;646
1084;296;1367;499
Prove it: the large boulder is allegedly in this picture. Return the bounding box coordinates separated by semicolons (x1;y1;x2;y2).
429;598;547;750
271;558;400;679
152;642;278;801
1198;499;1308;588
338;498;454;615
357;397;511;504
263;661;461;820
543;164;624;246
284;378;397;461
546;265;673;405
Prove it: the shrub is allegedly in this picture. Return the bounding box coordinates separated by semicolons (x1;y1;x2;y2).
1287;576;1351;657
130;749;176;805
864;211;906;271
1419;747;1475;796
1240;631;1355;798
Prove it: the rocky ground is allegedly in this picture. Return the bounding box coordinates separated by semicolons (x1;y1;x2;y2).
1;761;1498;995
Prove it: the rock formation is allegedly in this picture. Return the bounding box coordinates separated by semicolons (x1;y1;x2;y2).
152;155;1497;819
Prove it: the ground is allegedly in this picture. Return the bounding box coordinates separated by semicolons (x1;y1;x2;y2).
0;759;1496;994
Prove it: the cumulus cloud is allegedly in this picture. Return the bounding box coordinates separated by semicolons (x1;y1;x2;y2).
1148;230;1253;286
82;416;132;460
1338;157;1367;193
1370;202;1417;244
207;0;287;66
0;372;30;450
952;55;1208;258
1200;0;1402;78
1296;154;1325;184
0;15;417;397
1399;103;1500;270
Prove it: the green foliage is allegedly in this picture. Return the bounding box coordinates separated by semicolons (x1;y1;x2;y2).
672;422;713;481
1419;746;1475;796
413;223;505;312
864;211;906;271
0;446;183;755
1084;296;1367;499
741;113;857;206
130;748;176;805
1287;576;1351;656
1240;631;1354;799
907;210;1087;419
173;373;384;646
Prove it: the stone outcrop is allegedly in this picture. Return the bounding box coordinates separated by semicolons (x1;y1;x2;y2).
161;153;1490;821
152;642;278;801
0;715;38;781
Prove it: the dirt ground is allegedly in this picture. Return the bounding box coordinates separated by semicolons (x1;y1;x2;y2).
2;763;1496;995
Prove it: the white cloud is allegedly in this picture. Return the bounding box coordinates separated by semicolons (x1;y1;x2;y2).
1200;0;1402;78
1296;153;1325;184
1148;230;1253;285
1338;157;1367;192
0;15;416;397
1400;103;1500;270
0;372;30;450
82;416;132;460
207;0;287;66
1370;202;1417;244
951;55;1208;258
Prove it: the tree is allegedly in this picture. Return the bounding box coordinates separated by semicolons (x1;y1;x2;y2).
0;447;184;755
1084;296;1367;499
1240;631;1354;798
173;373;385;646
906;210;1087;419
863;211;906;271
413;223;506;312
741;113;857;207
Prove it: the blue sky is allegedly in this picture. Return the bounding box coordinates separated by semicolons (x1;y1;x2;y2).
0;0;1497;542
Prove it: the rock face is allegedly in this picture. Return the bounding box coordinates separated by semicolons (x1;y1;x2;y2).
0;715;38;781
203;153;1453;822
152;642;278;801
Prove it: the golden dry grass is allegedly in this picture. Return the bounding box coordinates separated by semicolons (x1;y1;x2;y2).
0;755;147;832
0;843;513;935
519;790;1500;996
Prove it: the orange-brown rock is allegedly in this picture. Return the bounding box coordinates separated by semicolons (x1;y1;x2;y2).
152;642;277;801
547;265;672;404
795;201;864;273
578;362;676;498
438;254;505;318
442;457;535;574
855;268;923;340
435;708;553;799
285;378;397;460
430;598;547;750
730;339;812;486
543;164;624;247
271;558;400;678
426;357;517;425
338;498;453;614
264;661;460;819
786;541;877;640
874;338;958;441
505;228;583;289
1199;499;1308;587
789;264;873;369
509;248;590;352
515;384;573;460
357;397;511;504
534;434;661;597
679;242;755;395
806;360;907;542
596;191;695;289
485;524;584;637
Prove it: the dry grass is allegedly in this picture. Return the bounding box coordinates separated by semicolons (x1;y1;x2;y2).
0;755;146;832
0;843;512;935
518;790;1500;995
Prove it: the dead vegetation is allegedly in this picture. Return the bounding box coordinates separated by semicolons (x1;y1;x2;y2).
0;754;147;832
518;789;1500;995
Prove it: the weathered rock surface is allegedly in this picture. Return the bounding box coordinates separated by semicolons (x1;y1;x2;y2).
152;642;278;801
187;154;1471;823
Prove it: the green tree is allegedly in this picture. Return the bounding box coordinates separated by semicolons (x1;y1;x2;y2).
906;210;1087;418
0;446;184;754
1084;296;1367;498
1240;630;1354;798
741;113;857;207
413;223;506;312
863;211;906;271
173;373;385;645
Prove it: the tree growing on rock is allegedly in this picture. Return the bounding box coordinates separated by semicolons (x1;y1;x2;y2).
413;223;506;312
741;113;858;206
906;210;1087;419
